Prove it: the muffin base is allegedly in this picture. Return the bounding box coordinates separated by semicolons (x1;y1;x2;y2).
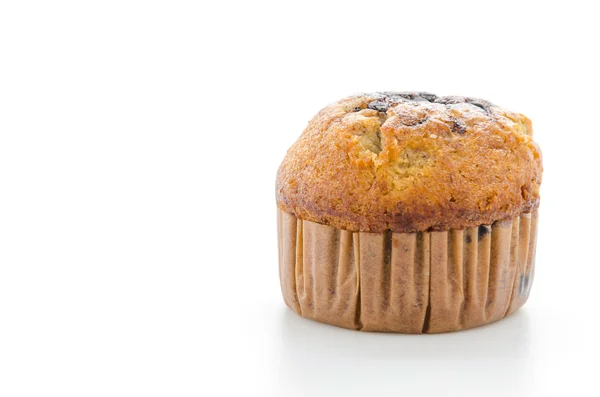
277;209;538;333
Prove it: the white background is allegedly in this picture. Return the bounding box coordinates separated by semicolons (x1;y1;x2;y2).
1;1;598;396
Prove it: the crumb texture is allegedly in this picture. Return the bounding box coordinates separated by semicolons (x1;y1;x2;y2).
276;92;542;233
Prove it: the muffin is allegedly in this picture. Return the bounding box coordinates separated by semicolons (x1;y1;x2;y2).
276;92;542;333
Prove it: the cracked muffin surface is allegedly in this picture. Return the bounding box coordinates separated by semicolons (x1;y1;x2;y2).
276;92;542;233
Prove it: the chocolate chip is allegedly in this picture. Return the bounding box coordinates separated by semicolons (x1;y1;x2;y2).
478;225;491;240
367;100;390;113
435;96;495;114
353;106;362;112
381;92;438;103
451;120;467;134
365;92;496;115
465;235;472;244
435;96;466;105
367;92;439;113
403;116;429;127
466;98;493;115
416;92;438;102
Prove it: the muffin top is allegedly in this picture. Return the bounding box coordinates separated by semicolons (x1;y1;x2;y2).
276;92;542;233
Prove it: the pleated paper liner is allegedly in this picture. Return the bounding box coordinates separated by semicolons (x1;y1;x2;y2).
277;208;538;333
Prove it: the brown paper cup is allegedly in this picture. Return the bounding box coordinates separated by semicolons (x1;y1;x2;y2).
277;208;538;333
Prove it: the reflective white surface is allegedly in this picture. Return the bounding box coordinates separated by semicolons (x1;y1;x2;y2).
276;309;533;397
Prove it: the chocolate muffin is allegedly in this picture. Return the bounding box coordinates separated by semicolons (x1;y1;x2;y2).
276;92;542;333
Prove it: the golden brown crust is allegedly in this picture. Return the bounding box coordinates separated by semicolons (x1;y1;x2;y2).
276;92;543;233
